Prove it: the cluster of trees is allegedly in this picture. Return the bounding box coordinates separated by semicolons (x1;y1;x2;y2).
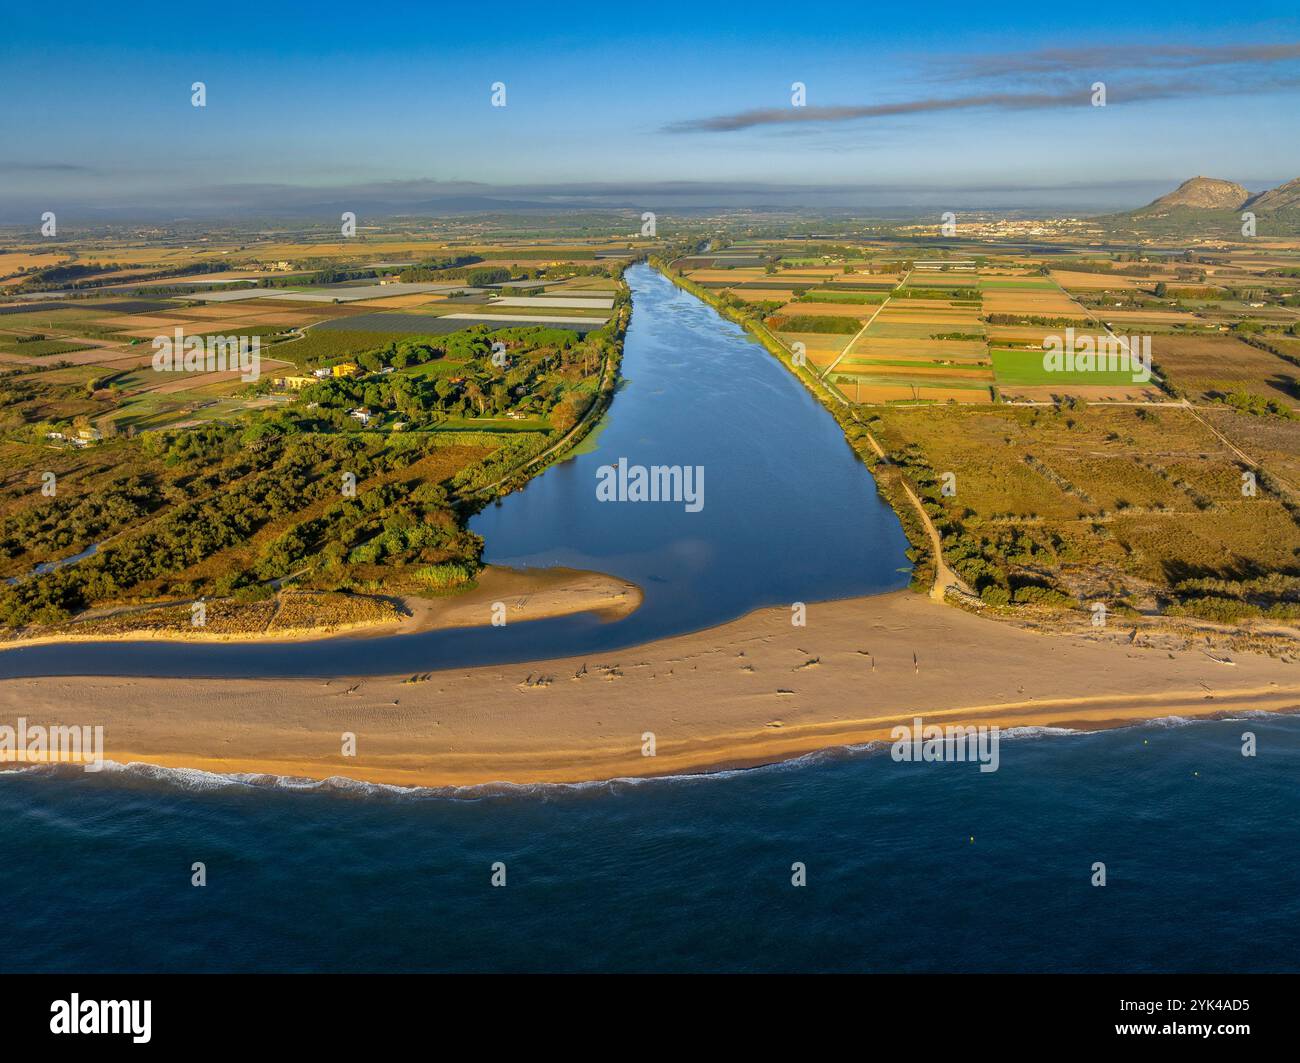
1220;388;1295;419
294;325;604;425
258;476;481;580
0;291;630;630
984;314;1079;328
893;439;1081;609
0;425;478;626
16;258;237;293
258;266;377;288
13;262;119;292
466;267;512;286
0;476;157;565
397;254;482;281
895;287;981;300
1164;569;1300;620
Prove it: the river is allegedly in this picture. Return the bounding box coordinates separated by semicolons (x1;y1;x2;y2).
0;264;909;678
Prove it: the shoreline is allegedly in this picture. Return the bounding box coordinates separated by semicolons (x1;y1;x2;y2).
3;589;1297;788
4;702;1283;795
0;565;643;652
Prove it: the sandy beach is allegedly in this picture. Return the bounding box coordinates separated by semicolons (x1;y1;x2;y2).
0;565;642;650
2;590;1296;788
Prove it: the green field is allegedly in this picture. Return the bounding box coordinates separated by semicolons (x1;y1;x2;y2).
268;329;409;366
991;347;1143;386
0;337;97;357
795;291;886;305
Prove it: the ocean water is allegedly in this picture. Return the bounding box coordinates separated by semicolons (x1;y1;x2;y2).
3;716;1297;973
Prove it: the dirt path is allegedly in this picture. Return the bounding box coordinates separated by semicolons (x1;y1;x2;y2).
819;268;911;381
857;430;971;602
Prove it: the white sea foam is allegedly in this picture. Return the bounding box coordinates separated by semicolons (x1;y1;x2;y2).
8;749;895;802
1138;715;1197;729
0;714;1285;801
999;725;1085;740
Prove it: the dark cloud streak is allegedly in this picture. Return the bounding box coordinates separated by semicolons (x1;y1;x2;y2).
664;73;1300;133
937;41;1300;79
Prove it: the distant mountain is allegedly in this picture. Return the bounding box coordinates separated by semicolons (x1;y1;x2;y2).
1134;176;1251;214
1244;177;1300;213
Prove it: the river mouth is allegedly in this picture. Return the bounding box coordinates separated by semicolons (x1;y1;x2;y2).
0;264;910;679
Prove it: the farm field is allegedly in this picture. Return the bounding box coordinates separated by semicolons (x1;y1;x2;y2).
0;232;630;445
990;347;1144;387
676;244;1300;420
1152;334;1300;408
0;227;633;634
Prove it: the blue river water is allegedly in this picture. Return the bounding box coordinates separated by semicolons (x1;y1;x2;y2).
2;715;1297;972
0;264;909;679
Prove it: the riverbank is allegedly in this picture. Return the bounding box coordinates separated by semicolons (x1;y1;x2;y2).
0;565;641;651
651;258;942;595
4;589;1295;787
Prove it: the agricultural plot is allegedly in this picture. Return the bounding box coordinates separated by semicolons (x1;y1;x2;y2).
990;348;1144;387
440;312;607;327
774;332;848;370
731;289;797;303
315;312;603;335
547;279;620;292
909;273;982;289
813;278;995;405
464;303;610;319
490;296;614;310
985;324;1107;347
1099;309;1200;327
978;278;1059;291
817;280;900;292
269;329;410;366
0;337;97;358
1151;335;1300;408
684;268;769;285
990;345;1162;401
0;251;74;280
1050;270;1153;291
774;301;868;319
186;288;290;303
982;289;1087;317
849;338;988;361
357;293;453;310
273;282;456;302
833;378;994;404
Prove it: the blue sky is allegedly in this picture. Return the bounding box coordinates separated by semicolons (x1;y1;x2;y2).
2;1;1298;217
